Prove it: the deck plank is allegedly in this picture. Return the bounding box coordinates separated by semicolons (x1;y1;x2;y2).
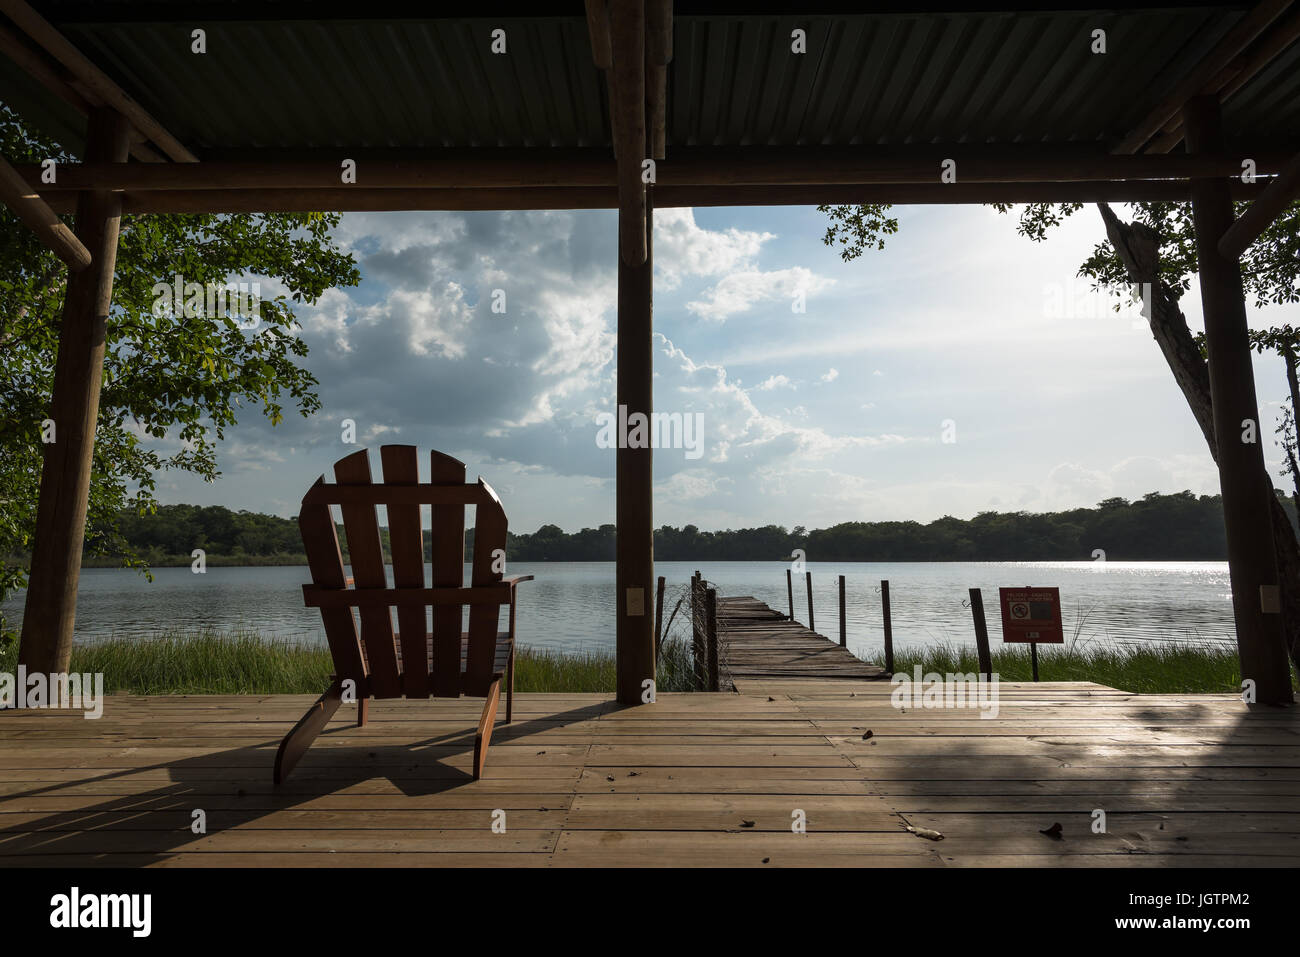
0;678;1296;866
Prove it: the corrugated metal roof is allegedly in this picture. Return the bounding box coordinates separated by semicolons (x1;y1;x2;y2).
0;5;1296;158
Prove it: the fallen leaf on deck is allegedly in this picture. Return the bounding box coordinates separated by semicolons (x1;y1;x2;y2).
1040;822;1064;839
906;825;944;841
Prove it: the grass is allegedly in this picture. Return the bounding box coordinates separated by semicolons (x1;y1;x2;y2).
889;639;1268;694
2;624;1283;696
0;629;701;695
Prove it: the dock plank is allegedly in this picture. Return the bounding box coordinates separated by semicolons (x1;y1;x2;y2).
714;595;885;685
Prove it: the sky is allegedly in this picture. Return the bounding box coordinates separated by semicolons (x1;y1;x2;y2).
152;202;1300;534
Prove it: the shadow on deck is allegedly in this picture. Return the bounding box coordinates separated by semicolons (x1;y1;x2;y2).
1;681;1296;867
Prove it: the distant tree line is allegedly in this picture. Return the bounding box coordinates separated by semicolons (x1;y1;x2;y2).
17;490;1289;567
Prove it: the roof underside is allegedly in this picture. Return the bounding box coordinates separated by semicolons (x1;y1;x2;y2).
1;2;1297;158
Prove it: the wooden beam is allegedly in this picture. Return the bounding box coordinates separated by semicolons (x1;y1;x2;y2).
36;179;1269;215
1219;151;1300;259
1184;95;1294;706
584;0;611;70
0;154;91;269
1144;6;1300;153
17;108;130;678
1114;0;1294;154
0;0;198;162
0;21;165;163
608;0;646;265
647;0;673;160
0;21;91;113
22;149;1294;192
615;196;655;706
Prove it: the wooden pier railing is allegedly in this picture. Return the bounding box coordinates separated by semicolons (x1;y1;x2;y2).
690;579;885;690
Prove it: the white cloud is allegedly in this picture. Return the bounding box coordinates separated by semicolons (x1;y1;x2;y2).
653;208;773;290
687;266;832;322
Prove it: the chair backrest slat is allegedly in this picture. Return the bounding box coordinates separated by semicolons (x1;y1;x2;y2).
300;446;514;702
380;445;428;699
465;481;508;697
334;450;402;698
428;450;468;697
299;482;366;687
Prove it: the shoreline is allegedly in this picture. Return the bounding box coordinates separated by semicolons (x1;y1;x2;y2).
0;629;1265;697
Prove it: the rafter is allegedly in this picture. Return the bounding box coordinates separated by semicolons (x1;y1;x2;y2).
0;0;197;162
1113;0;1294;155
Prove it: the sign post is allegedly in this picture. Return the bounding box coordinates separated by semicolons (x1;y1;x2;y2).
998;587;1063;682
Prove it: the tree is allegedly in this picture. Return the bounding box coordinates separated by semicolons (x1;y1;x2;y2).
0;106;360;643
820;192;1300;668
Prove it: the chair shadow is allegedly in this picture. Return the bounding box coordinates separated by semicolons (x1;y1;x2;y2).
0;700;610;865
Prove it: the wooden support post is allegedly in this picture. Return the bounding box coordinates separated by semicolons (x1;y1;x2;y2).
1184;96;1293;706
18;109;129;677
805;570;814;632
786;567;794;621
705;585;719;693
1030;643;1040;683
615;195;655;705
691;573;705;689
653;574;665;651
838;575;847;647
881;580;895;675
968;587;993;681
608;0;646;265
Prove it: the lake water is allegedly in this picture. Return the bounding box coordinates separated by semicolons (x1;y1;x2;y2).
1;561;1236;658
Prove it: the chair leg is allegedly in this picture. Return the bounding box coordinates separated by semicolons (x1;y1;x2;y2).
357;697;369;728
473;676;503;780
274;680;343;785
505;648;514;724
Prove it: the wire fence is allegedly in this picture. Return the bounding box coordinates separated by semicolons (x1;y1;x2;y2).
684;572;730;692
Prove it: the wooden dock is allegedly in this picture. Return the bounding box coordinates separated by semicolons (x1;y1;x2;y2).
715;595;885;685
1;682;1297;867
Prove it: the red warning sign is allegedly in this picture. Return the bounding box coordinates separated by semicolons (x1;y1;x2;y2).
998;587;1064;644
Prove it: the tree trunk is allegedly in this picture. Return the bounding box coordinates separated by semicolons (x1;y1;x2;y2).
1096;202;1300;673
1281;343;1300;518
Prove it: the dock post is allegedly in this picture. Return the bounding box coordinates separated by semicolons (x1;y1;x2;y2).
786;568;794;621
705;586;720;692
968;587;993;680
805;570;814;632
838;575;847;647
881;579;894;674
653;575;665;651
691;573;705;689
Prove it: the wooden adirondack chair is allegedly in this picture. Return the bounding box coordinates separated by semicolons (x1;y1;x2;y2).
274;445;532;784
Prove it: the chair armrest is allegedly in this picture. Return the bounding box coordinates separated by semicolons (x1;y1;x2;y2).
504;575;534;588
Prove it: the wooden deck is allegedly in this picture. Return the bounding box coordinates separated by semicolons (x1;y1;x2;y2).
716;595;885;683
1;679;1297;867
